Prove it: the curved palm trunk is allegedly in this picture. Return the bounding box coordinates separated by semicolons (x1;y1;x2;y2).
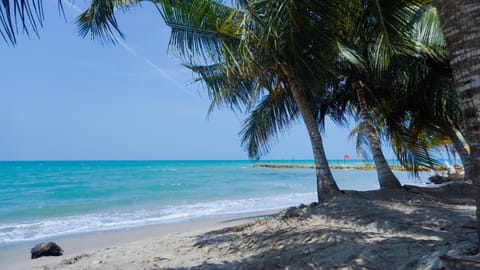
356;83;402;189
287;76;340;202
444;126;473;181
434;0;480;243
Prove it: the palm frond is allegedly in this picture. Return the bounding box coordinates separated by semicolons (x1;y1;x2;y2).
364;0;428;76
187;62;259;113
77;0;141;44
158;0;241;64
0;0;59;45
348;121;372;160
323;87;352;128
411;5;446;59
337;42;367;71
244;0;355;86
390;127;443;175
240;88;299;159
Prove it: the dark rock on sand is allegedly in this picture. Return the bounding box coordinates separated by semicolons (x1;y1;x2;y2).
31;242;63;259
429;175;449;184
429;174;465;184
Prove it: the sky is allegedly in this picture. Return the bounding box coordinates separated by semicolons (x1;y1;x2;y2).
0;0;377;161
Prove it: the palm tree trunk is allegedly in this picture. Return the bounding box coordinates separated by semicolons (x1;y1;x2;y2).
444;126;473;181
287;76;340;202
434;0;480;243
356;82;402;189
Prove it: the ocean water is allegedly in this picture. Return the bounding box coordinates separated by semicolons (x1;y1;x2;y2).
0;160;427;247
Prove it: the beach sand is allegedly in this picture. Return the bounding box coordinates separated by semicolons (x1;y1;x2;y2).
0;211;277;270
2;182;480;269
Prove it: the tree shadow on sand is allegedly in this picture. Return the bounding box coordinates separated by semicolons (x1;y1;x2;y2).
159;183;479;269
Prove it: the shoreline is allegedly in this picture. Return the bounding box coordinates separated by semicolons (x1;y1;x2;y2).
0;209;279;270
2;183;479;269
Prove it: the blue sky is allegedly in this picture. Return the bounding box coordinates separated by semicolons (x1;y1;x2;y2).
0;1;369;161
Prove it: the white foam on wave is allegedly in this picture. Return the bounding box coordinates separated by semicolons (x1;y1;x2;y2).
0;192;316;245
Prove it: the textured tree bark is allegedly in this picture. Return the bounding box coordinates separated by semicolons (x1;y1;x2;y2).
433;0;480;243
287;76;340;202
355;83;402;189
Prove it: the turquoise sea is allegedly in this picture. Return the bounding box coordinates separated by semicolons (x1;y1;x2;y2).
0;160;427;247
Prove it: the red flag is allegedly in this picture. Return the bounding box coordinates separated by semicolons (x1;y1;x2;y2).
344;154;350;159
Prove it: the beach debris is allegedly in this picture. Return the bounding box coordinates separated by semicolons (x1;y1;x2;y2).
31;241;63;259
429;174;465;184
60;254;89;265
281;206;304;219
429;175;449;184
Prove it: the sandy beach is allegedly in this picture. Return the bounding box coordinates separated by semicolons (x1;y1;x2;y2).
0;211;278;270
2;182;480;269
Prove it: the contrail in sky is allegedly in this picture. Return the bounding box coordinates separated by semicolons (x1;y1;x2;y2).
115;39;190;91
63;1;193;94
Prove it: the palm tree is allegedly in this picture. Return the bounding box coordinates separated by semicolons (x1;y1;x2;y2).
334;1;443;189
146;0;461;196
404;57;472;179
79;0;360;201
342;45;471;181
2;0;347;201
349;74;470;178
345;81;402;189
152;0;350;201
5;0;480;239
432;0;480;241
349;79;404;189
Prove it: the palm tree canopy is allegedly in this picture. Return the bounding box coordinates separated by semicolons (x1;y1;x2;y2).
334;2;454;172
76;0;453;165
5;0;456;168
155;0;356;158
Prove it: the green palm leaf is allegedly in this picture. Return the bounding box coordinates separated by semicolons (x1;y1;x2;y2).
187;62;258;113
0;0;57;45
77;0;142;44
158;0;241;64
363;0;429;76
240;88;298;159
412;6;446;56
